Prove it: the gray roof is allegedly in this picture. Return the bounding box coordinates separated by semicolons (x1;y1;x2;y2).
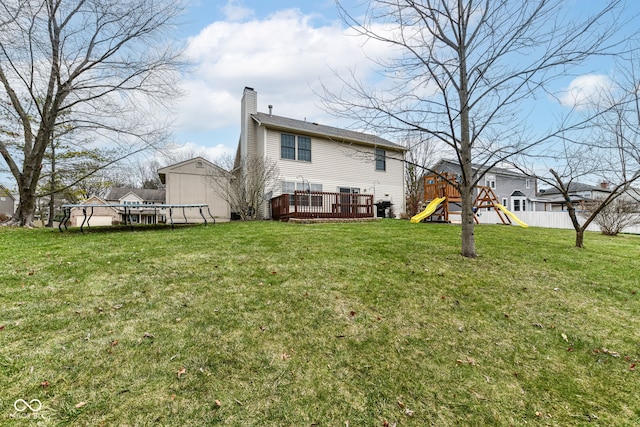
538;182;611;196
252;112;406;151
435;158;529;178
106;187;166;203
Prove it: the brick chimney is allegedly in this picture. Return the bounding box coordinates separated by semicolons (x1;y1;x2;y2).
600;181;609;189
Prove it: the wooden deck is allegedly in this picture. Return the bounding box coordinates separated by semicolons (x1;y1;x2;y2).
271;191;374;221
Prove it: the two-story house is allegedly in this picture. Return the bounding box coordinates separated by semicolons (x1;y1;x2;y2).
106;187;166;224
70;187;167;227
237;87;407;219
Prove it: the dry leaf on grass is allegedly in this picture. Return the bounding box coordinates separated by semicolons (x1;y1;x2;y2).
177;368;186;379
75;401;87;408
456;356;477;366
599;348;621;357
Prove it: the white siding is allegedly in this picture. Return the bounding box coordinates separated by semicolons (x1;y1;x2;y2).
265;129;405;218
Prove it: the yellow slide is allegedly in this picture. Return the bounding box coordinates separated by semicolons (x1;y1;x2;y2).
411;197;446;223
496;204;529;227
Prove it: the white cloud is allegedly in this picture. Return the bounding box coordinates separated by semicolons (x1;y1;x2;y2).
220;0;254;22
558;74;614;110
174;7;389;145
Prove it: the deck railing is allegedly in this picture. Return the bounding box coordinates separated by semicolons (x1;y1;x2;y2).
271;191;374;220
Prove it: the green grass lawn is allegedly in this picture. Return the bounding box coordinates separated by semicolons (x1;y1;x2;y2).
1;220;639;426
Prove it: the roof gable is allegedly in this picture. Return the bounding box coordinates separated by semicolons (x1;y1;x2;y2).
252;112;406;152
157;157;230;184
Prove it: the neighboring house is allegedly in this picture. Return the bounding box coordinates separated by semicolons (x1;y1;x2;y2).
536;182;612;211
0;185;15;218
69;195;119;227
158;157;231;222
236;87;407;219
104;187;166;224
433;159;537;212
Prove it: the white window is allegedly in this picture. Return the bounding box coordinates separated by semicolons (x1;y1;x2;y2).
485;175;496;189
525;179;531;189
512;198;527;212
502;198;508;209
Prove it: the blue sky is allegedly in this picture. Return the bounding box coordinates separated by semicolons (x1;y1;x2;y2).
168;0;640;165
1;0;637;188
169;0;371;161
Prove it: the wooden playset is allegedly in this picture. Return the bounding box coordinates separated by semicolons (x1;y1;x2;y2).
414;172;527;226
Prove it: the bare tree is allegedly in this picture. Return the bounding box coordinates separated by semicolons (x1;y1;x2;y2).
0;0;184;226
404;134;439;216
0;1;24;27
520;70;640;247
324;0;631;257
206;154;280;220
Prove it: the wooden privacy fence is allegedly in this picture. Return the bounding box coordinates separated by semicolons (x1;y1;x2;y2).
271;191;374;221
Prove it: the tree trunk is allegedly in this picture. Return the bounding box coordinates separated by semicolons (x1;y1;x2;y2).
460;185;477;258
8;153;43;227
565;200;585;248
457;8;475;259
46;194;55;227
46;140;56;227
575;228;585;248
13;187;37;227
